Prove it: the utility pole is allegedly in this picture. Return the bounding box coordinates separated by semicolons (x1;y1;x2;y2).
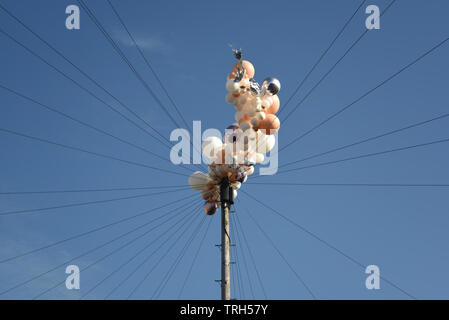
219;179;232;300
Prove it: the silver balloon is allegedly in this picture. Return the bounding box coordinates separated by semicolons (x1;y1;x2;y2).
249;78;261;96
263;77;281;95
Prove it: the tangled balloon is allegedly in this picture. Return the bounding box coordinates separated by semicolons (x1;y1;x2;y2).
189;48;281;215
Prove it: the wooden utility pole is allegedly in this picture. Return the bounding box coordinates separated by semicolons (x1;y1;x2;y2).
220;179;231;300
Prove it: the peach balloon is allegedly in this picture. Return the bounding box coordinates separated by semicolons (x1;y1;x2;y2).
230;60;255;79
215;149;226;164
238;113;251;123
266;95;280;114
257;114;280;134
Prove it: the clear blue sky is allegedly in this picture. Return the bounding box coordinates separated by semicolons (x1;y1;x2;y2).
0;0;448;299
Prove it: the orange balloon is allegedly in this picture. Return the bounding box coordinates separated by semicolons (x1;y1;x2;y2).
230;60;255;79
257;114;280;134
266;95;280;114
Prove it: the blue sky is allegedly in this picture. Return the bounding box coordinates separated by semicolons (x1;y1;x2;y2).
0;0;448;299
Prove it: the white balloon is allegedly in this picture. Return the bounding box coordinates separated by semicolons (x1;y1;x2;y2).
231;181;241;190
246;166;255;175
237;95;247;106
202;136;223;158
226;79;240;93
189;171;209;190
245;128;258;140
265;134;276;152
223;143;238;163
251;97;261;109
223;141;233;152
225;154;235;165
234;111;244;122
255;111;266;121
262;96;273;109
239;121;251;131
256;134;266;153
234;150;246;164
225;93;236;104
246;156;256;166
224;128;242;145
246;106;256;117
255;132;275;154
255;153;264;163
250;117;259;127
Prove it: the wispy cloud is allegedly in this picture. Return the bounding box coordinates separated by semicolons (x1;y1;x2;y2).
0;238;83;300
115;30;171;54
0;218;102;300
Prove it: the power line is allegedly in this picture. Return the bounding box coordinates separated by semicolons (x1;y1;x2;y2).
104;203;202;299
240;198;316;299
241;190;417;299
0;187;191;217
80;203;195;299
231;212;255;299
247;182;449;188
0;193;196;264
234;208;267;299
281;0;397;124
0;20;202;173
77;0;181;130
79;0;206;172
126;207;202;299
279;112;449;169
0;25;170;150
231;245;238;300
0;199;199;298
280;35;449;152
274;136;449;176
0;127;189;177
177;214;214;298
232;218;245;299
0;84;195;173
0;184;194;195
104;0;207;172
152;214;207;299
278;0;367;117
0;2;174;149
106;0;189;130
32;203;200;300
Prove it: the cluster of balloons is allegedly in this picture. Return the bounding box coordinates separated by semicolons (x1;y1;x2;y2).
189;49;282;215
225;60;281;135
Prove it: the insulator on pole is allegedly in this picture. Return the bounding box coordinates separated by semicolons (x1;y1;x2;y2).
220;179;230;203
